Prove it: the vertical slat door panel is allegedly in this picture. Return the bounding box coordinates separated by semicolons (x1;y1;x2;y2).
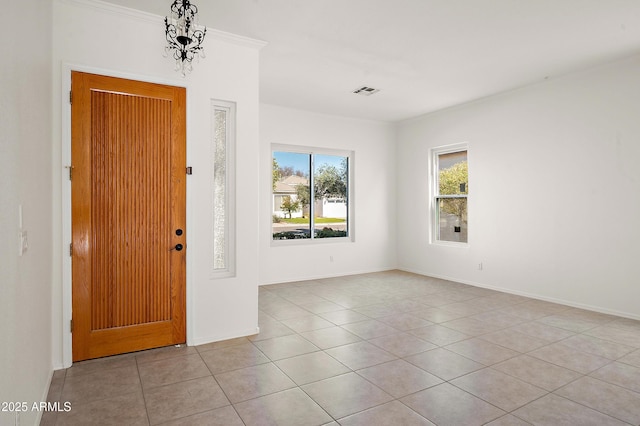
72;72;186;361
90;92;172;330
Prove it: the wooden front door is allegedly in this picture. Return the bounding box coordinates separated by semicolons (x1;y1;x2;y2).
71;72;187;361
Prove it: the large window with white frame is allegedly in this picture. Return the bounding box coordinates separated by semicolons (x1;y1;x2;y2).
211;100;235;277
272;145;352;242
432;144;468;244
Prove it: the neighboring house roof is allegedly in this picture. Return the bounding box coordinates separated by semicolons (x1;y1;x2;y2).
282;175;308;185
274;175;308;194
274;182;295;193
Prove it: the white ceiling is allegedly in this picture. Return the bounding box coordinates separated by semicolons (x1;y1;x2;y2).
107;0;640;122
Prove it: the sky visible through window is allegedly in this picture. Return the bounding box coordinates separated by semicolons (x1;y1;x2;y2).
273;151;344;175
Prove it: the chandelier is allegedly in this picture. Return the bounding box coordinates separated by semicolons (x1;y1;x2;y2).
164;0;207;77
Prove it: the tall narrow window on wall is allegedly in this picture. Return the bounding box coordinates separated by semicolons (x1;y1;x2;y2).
211;100;236;276
272;145;352;242
432;144;468;244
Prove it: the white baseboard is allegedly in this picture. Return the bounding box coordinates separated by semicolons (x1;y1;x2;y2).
190;326;260;347
398;267;640;321
259;266;397;286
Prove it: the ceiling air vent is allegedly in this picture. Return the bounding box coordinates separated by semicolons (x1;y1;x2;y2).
353;86;380;96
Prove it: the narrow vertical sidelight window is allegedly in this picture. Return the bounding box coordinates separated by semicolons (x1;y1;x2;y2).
211;100;236;276
432;144;468;244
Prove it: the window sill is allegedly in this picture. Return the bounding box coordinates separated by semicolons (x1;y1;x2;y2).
430;240;469;248
271;236;353;247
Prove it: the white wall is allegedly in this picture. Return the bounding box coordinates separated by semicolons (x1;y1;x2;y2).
0;1;53;425
52;0;263;367
260;104;397;284
397;55;640;319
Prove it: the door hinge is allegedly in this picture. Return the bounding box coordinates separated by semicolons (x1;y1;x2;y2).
66;165;73;180
186;166;193;175
70;319;74;333
69;90;72;104
69;243;73;256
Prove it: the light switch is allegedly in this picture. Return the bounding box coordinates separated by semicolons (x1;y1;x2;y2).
19;230;28;256
18;205;28;256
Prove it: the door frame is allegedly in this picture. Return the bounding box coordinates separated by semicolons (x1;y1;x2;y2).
60;64;194;367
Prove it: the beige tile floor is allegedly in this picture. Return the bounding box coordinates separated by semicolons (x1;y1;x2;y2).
42;271;640;425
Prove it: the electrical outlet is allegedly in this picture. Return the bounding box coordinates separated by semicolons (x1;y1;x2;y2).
18;204;27;256
329;256;334;263
19;230;28;256
478;262;483;271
